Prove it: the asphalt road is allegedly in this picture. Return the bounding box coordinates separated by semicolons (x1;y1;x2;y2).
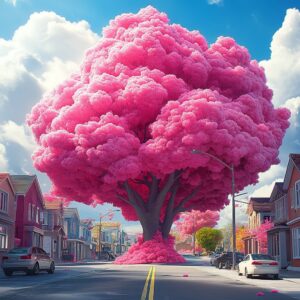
0;257;294;300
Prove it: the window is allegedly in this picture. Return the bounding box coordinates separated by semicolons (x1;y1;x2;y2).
292;227;300;259
275;198;284;220
0;191;8;213
295;181;300;209
0;224;8;249
36;207;39;223
28;203;32;221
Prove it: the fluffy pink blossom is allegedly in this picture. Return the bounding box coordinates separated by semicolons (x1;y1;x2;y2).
250;220;274;254
27;6;289;263
115;232;185;264
175;210;219;235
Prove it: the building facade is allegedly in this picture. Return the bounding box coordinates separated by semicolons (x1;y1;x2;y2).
0;174;16;260
284;154;300;270
11;175;45;248
267;182;290;268
43;198;66;261
63;207;84;261
79;219;94;259
243;197;272;254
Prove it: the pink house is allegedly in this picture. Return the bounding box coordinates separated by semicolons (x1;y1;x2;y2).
0;173;16;260
11;175;45;248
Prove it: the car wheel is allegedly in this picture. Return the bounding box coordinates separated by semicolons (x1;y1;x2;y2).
218;262;223;269
47;262;55;274
3;269;13;276
273;274;279;280
245;268;252;278
32;263;40;275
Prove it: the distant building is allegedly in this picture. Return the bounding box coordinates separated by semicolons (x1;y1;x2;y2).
63;207;84;261
79;219;95;259
0;173;16;260
243;197;272;254
11;175;45;248
92;222;126;255
43;198;66;261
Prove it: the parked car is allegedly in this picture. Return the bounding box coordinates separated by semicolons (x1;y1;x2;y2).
210;253;221;266
1;247;55;276
215;252;244;269
237;253;279;279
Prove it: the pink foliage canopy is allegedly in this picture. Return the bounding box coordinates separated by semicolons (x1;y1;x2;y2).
250;220;274;254
175;210;219;235
115;231;185;264
27;6;290;221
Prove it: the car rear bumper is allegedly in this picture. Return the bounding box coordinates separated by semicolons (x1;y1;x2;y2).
2;260;35;270
249;266;279;275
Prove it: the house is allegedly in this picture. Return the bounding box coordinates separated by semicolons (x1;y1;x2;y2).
79;219;95;259
0;173;16;260
92;221;121;256
283;154;300;271
243;197;272;254
43;198;66;261
63;207;84;261
267;182;289;268
11;175;45;248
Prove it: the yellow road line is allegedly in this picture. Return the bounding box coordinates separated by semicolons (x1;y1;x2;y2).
148;266;156;300
141;266;153;300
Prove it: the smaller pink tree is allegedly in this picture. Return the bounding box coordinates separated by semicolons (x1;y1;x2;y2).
174;210;219;254
175;210;220;236
250;220;273;254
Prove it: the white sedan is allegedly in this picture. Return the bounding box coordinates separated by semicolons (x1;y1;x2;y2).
237;254;279;279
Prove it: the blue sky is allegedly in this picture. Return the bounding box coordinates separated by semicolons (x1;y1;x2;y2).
1;0;299;60
0;0;300;232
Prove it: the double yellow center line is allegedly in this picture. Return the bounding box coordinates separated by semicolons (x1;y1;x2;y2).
141;266;156;300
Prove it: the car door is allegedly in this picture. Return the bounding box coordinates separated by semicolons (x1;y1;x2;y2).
239;255;248;271
37;247;47;269
41;248;52;269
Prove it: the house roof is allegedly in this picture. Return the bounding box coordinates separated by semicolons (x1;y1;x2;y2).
45;199;63;210
0;173;16;194
63;207;80;220
283;153;300;190
10;175;36;194
247;197;271;214
270;182;285;202
10;175;44;207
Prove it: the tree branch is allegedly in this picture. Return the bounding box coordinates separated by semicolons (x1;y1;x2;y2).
124;181;146;213
173;185;201;215
148;173;159;207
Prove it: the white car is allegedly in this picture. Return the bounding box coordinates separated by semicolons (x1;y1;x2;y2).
237;253;279;279
1;247;55;276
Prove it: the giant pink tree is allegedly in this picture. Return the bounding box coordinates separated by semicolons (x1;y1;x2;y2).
251;220;274;254
27;7;289;263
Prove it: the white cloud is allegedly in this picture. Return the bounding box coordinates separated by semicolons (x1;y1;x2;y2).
260;8;300;112
207;0;223;5
123;224;143;234
251;179;283;198
5;0;17;6
0;143;8;171
218;200;248;228
0;121;37;153
0;10;99;186
257;164;285;184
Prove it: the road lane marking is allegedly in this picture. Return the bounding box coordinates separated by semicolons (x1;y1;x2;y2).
141;266;153;300
149;266;156;300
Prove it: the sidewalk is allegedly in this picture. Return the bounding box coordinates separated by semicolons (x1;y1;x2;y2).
199;263;300;300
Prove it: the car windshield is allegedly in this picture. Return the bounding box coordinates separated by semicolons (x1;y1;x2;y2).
251;254;274;260
8;248;29;254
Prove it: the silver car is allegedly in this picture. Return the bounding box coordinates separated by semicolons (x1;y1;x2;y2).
1;247;55;276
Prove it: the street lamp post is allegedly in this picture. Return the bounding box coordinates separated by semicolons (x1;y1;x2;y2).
192;149;236;269
98;209;120;260
193;214;196;256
